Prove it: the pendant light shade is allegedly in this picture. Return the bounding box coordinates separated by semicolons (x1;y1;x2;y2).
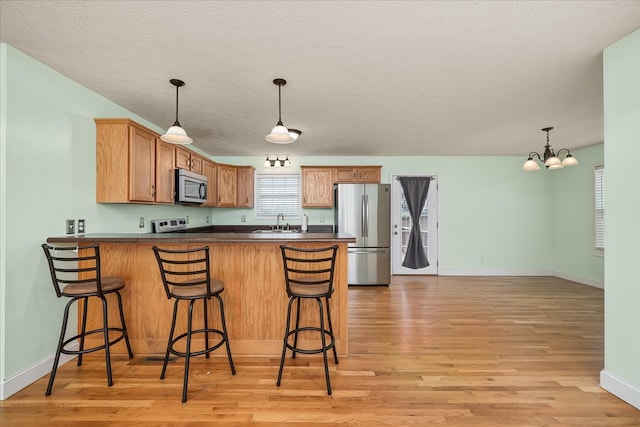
161;79;193;145
288;129;302;141
266;78;295;144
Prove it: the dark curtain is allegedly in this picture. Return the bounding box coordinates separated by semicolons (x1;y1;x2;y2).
399;176;430;269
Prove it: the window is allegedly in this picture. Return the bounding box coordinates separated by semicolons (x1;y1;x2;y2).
255;173;301;219
594;165;605;253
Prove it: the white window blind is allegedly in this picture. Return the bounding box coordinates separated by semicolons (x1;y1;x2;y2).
594;165;605;252
255;173;301;218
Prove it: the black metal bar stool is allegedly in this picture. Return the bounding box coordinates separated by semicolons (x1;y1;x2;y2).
41;243;134;396
152;246;236;403
277;244;339;395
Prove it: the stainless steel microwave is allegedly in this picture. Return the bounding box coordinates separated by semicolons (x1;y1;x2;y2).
175;168;207;204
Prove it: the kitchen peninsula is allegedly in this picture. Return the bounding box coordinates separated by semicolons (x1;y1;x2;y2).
47;231;355;357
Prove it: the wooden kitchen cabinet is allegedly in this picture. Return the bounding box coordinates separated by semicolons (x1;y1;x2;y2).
216;163;238;207
333;166;381;183
237;166;255;208
176;146;204;174
154;139;176;204
202;160;218;207
301;167;335;208
96;118;167;203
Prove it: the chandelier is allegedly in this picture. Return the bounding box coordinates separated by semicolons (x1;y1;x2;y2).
522;127;578;171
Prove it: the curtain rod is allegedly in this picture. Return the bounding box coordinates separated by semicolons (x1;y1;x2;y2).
394;176;436;180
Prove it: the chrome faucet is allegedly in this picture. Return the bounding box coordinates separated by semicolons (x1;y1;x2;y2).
276;213;285;230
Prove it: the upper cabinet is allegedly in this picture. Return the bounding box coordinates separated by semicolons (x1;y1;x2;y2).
334;166;381;183
237;166;255;208
216;163;238;207
155;139;176;204
301;165;382;208
301;167;335;208
202;160;218;207
176;146;204;174
96;118;173;204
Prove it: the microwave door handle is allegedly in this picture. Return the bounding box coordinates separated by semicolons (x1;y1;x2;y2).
199;183;207;199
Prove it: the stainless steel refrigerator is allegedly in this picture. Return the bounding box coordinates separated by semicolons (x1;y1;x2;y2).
334;184;391;286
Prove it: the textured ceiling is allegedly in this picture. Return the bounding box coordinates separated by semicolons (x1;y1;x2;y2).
2;1;640;158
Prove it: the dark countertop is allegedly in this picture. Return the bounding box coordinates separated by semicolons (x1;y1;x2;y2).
47;232;356;245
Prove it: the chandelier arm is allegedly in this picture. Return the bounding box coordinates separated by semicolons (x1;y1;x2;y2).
527;152;542;161
555;148;571;158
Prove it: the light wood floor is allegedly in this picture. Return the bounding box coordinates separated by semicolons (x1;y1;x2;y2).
2;276;639;426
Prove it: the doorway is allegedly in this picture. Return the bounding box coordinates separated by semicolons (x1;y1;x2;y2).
391;175;438;275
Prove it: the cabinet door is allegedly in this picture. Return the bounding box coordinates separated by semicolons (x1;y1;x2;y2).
155;139;175;204
129;125;156;202
175;146;191;170
217;164;238;207
96;119;130;202
202;160;218;207
356;167;381;183
190;153;204;174
302;168;334;208
334;168;356;183
237;166;255;208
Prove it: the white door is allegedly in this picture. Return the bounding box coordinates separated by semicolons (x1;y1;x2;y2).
391;175;438;275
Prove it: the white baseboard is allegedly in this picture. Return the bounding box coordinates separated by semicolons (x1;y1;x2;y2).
601;369;640;409
0;344;77;400
553;271;604;289
437;269;604;289
438;269;553;276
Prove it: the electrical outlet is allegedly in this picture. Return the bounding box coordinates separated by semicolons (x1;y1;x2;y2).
139;217;145;228
186;216;189;224
320;215;325;223
241;215;246;222
66;219;75;234
206;216;210;224
77;219;85;233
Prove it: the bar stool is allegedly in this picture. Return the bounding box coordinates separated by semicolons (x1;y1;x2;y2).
276;244;339;395
41;243;134;396
152;246;236;403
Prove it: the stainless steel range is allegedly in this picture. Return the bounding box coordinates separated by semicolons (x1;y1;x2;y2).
151;218;188;233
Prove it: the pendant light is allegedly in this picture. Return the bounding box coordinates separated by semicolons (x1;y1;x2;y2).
161;79;193;145
266;78;295;144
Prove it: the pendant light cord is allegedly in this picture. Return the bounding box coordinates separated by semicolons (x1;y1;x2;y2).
174;84;180;126
277;83;283;125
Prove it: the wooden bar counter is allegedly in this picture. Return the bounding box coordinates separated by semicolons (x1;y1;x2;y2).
46;232;355;357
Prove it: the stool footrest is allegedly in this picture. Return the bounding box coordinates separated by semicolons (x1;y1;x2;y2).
169;328;227;358
60;327;128;355
285;327;335;355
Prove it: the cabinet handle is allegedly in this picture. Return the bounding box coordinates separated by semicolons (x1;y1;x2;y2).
152;185;156;197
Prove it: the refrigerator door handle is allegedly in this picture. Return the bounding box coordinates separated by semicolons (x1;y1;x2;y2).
361;194;366;238
363;194;369;238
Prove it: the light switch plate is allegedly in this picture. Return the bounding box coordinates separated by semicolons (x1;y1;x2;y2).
66;219;75;234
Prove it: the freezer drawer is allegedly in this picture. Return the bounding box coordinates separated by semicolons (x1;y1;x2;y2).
348;248;390;285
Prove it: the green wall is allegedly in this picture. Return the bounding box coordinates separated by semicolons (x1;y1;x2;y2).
552;144;605;286
602;28;640;406
0;42;605;399
215;154;602;277
0;44;214;397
